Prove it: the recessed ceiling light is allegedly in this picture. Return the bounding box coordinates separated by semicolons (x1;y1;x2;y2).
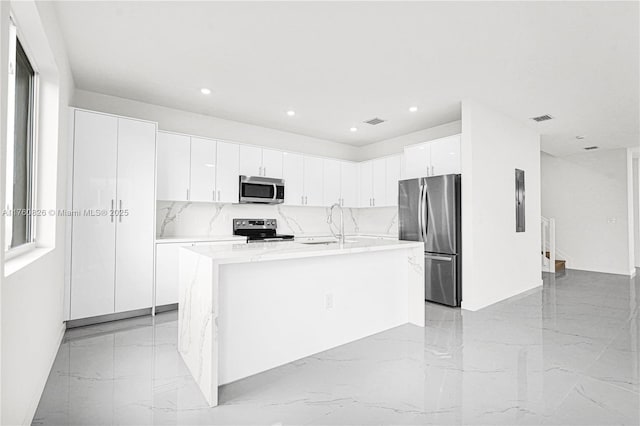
409;106;418;112
576;135;586;140
200;88;211;95
350;127;358;132
286;110;296;117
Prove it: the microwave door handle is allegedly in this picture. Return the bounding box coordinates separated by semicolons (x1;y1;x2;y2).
273;183;277;200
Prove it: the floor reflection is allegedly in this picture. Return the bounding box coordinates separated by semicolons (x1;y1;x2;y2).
33;269;640;425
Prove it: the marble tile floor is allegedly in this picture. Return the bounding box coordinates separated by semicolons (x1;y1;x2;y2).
34;269;640;425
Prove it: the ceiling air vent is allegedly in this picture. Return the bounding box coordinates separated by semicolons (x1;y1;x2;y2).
530;114;554;122
583;146;599;151
364;117;386;125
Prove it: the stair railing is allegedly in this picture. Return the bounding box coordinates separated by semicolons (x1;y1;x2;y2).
541;216;556;273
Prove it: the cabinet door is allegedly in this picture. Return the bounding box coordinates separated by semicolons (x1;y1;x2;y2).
155;243;180;306
358;161;373;207
216;141;240;203
372;158;386;207
190;137;217;202
70;110;118;320
403;143;431;179
340;161;359;208
385;155;402;207
303;156;324;206
430;134;461;176
239;145;262;177
262;149;283;179
283;152;304;206
156;132;190;201
115;118;156;313
323;158;341;206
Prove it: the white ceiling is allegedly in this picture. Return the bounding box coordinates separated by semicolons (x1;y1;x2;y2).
54;1;638;155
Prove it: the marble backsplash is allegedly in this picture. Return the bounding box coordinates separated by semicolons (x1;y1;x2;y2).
156;201;398;238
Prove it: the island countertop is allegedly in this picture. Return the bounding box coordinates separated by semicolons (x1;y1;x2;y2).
184;237;423;265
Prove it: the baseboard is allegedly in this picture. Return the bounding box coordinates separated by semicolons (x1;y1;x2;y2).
461;279;543;312
66;307;152;328
25;322;65;425
566;267;636;277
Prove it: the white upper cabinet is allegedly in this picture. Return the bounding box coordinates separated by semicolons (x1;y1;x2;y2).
262;149;283;179
239;146;284;179
157;132;190;201
239;145;263;177
371;158;386;207
404;143;431;179
215;141;240;203
430;134;461;176
190;137;217;202
283;152;304;205
358;161;373;207
385;155;402;207
340;161;359;208
303;156;324;206
403;134;461;178
323;158;341;206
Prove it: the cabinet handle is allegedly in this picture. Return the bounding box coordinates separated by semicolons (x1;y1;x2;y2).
217;190;221;201
263;166;267;176
110;199;114;223
186;188;190;200
213;190;216;201
119;200;123;222
431;165;435;175
305;196;308;205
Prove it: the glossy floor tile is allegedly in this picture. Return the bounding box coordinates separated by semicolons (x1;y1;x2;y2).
33;269;640;425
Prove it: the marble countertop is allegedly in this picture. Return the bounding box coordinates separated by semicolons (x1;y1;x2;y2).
156;235;247;244
184;237;422;265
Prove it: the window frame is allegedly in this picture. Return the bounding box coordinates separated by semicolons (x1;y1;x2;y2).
5;16;39;259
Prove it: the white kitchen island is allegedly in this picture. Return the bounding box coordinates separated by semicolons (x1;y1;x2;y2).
178;237;425;407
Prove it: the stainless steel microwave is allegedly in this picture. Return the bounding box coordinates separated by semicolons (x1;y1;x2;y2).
239;175;285;204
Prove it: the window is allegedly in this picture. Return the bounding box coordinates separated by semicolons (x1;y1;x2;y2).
5;19;37;254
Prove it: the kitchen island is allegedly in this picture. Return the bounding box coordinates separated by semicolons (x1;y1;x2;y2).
178;237;425;407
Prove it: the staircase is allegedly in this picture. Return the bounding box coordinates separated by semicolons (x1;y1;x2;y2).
541;216;566;275
544;251;566;274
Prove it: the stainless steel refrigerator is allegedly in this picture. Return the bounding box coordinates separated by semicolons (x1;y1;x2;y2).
399;174;461;307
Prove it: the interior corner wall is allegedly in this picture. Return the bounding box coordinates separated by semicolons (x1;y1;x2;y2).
460;99;541;312
1;2;75;425
72;89;360;161
540;148;634;275
634;158;640;268
0;1;10;420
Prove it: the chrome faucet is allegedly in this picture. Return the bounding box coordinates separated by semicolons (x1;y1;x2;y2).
329;203;345;244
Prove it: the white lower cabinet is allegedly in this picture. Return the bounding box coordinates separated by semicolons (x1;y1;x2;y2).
155;240;242;306
70;110;156;320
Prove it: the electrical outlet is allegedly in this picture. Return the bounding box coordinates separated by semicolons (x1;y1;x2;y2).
325;294;334;310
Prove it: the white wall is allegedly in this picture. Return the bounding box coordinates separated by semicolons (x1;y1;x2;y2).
541;149;635;275
357;120;461;161
0;1;9;419
460;99;541;311
0;2;75;424
73;89;360;161
634;158;640;268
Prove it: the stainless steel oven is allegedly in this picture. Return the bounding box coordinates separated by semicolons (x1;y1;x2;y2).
239;175;285;204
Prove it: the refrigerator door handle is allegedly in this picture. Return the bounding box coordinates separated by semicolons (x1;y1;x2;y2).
418;183;424;242
421;182;429;243
425;254;452;261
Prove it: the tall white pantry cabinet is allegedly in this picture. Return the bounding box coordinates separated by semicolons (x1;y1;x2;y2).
69;109;157;320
